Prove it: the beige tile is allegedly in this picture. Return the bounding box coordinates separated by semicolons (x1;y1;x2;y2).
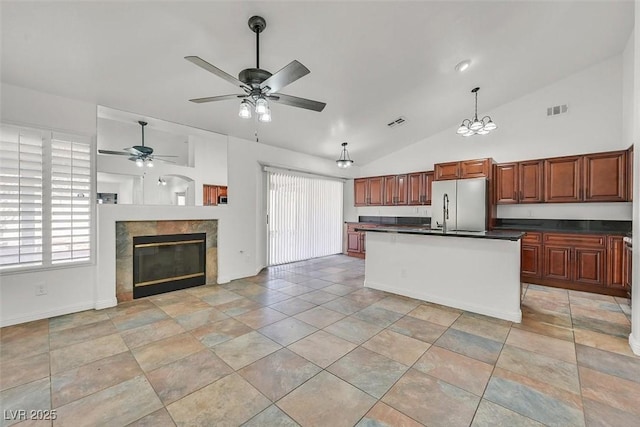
1;327;49;362
0;352;49;392
382;368;480;427
277;371;376;427
363;329;430;366
324;316;382;345
288;330;357;368
110;307;169;332
242;405;299;427
571;304;630;325
51;351;142;408
166;373;270;426
120;318;185;349
53;375;162;427
0;377;51;427
212;331;281;370
451;313;511;343
173;307;229;330
408;304;461;327
574;327;638;357
506;328;577;363
238;348;321;401
127;408;176;427
258;318;317;346
472;399;545;427
49;310;110;332
158;299;213;317
132;332;205;372
1;319;48;342
190;317;253;347
50;333;128;374
49;319;118;350
146;350;233;404
294;306;345;328
414;346;493;396
388;315;448;344
357;402;423;427
233;307;288;329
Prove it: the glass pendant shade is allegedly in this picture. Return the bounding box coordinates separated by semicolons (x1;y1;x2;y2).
146;159;154;168
255;97;268;114
476;129;490;135
135;158;144;167
258;107;272;122
336;142;354;168
456;123;468;134
483;120;497;131
238;101;252;119
469;119;483;131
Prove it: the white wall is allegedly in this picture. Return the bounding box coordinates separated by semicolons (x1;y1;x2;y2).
0;82;355;326
623;30;635;147
630;2;639;356
356;55;630;221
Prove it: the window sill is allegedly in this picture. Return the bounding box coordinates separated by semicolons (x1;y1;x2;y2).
0;260;95;276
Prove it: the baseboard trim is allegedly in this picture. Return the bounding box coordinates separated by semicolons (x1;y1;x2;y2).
217;275;230;284
629;333;640;356
365;280;522;323
0;301;95;327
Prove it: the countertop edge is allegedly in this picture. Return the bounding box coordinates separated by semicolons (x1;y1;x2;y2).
356;227;525;241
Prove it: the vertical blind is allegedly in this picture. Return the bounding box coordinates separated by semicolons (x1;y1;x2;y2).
267;170;343;265
0;124;93;269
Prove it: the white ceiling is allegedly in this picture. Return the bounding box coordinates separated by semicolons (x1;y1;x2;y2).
1;1;634;165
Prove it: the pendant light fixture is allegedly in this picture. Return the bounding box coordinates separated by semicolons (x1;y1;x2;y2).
456;87;497;137
336;142;354;168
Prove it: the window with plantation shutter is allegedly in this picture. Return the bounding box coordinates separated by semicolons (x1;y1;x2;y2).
0;124;94;271
51;135;92;263
0;127;44;268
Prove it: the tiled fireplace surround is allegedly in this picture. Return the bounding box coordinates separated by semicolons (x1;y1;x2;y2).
115;220;218;302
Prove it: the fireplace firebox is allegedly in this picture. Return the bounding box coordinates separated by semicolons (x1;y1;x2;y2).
133;233;206;298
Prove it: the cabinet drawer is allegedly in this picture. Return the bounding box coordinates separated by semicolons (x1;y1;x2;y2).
543;233;605;248
522;232;542;244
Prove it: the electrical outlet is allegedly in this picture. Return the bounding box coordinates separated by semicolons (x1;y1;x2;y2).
35;284;47;296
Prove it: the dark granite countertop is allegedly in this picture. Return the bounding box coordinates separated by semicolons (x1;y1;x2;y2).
356;226;525;241
493;219;631;236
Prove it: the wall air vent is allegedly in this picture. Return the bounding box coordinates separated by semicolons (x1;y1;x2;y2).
546;104;568;117
387;116;407;128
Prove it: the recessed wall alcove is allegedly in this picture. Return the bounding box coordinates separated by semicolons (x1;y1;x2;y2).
115;219;217;302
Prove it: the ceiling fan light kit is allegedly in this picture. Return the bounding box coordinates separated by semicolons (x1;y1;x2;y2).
336;142;354;168
456;87;497;137
186;15;326;122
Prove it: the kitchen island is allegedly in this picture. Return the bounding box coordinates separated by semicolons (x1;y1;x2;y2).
357;227;525;322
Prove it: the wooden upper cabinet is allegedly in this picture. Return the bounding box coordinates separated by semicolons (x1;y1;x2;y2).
354;179;367;206
519;160;544;203
583;151;626;202
544;156;582;202
383;175;397;205
495;163;518;204
423;172;434;205
396;174;408;205
203;184;218;206
407;171;433;205
367;176;384;206
435;162;460;181
461;158;491;179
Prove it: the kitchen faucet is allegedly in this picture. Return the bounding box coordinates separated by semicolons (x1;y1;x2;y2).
442;193;449;233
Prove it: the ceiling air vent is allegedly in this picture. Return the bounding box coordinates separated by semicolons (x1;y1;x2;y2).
387;116;407;128
546;104;568;117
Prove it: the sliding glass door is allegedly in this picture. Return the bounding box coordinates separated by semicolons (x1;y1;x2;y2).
267;170;343;265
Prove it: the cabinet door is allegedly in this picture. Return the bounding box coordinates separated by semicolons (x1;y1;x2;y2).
583;151;627;202
435;162;460;181
383;175;397;205
544;245;571;281
354;179;368;206
628;146;633;202
519;160;544;203
544;156;582;202
495;163;518;204
408;173;423;205
423;172;434;205
606;236;625;288
574;247;605;286
368;177;384;206
347;232;361;252
203;184;218;206
461;159;490;179
360;232;366;254
521;244;542;278
396;174;408;205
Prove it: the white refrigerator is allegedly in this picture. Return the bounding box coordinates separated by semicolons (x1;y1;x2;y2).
431;178;488;232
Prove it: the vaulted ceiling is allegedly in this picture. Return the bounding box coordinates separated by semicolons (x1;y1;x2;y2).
1;1;634;164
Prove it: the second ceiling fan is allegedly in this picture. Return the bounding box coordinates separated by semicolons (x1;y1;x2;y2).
185;15;326;122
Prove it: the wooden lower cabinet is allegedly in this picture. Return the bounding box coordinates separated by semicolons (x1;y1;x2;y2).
347;231;361;253
346;223;369;258
518;230;627;297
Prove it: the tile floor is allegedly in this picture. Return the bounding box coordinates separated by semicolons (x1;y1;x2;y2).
1;254;638;427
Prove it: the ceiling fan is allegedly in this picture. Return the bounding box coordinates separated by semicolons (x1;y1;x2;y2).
185;15;326;122
98;121;177;168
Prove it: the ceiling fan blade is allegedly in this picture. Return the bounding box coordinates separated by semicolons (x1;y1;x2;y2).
152;154;179;158
269;93;326;112
189;94;247;104
185;56;248;90
123;147;143;155
153;158;176;164
260;60;310;94
98;149;132;156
